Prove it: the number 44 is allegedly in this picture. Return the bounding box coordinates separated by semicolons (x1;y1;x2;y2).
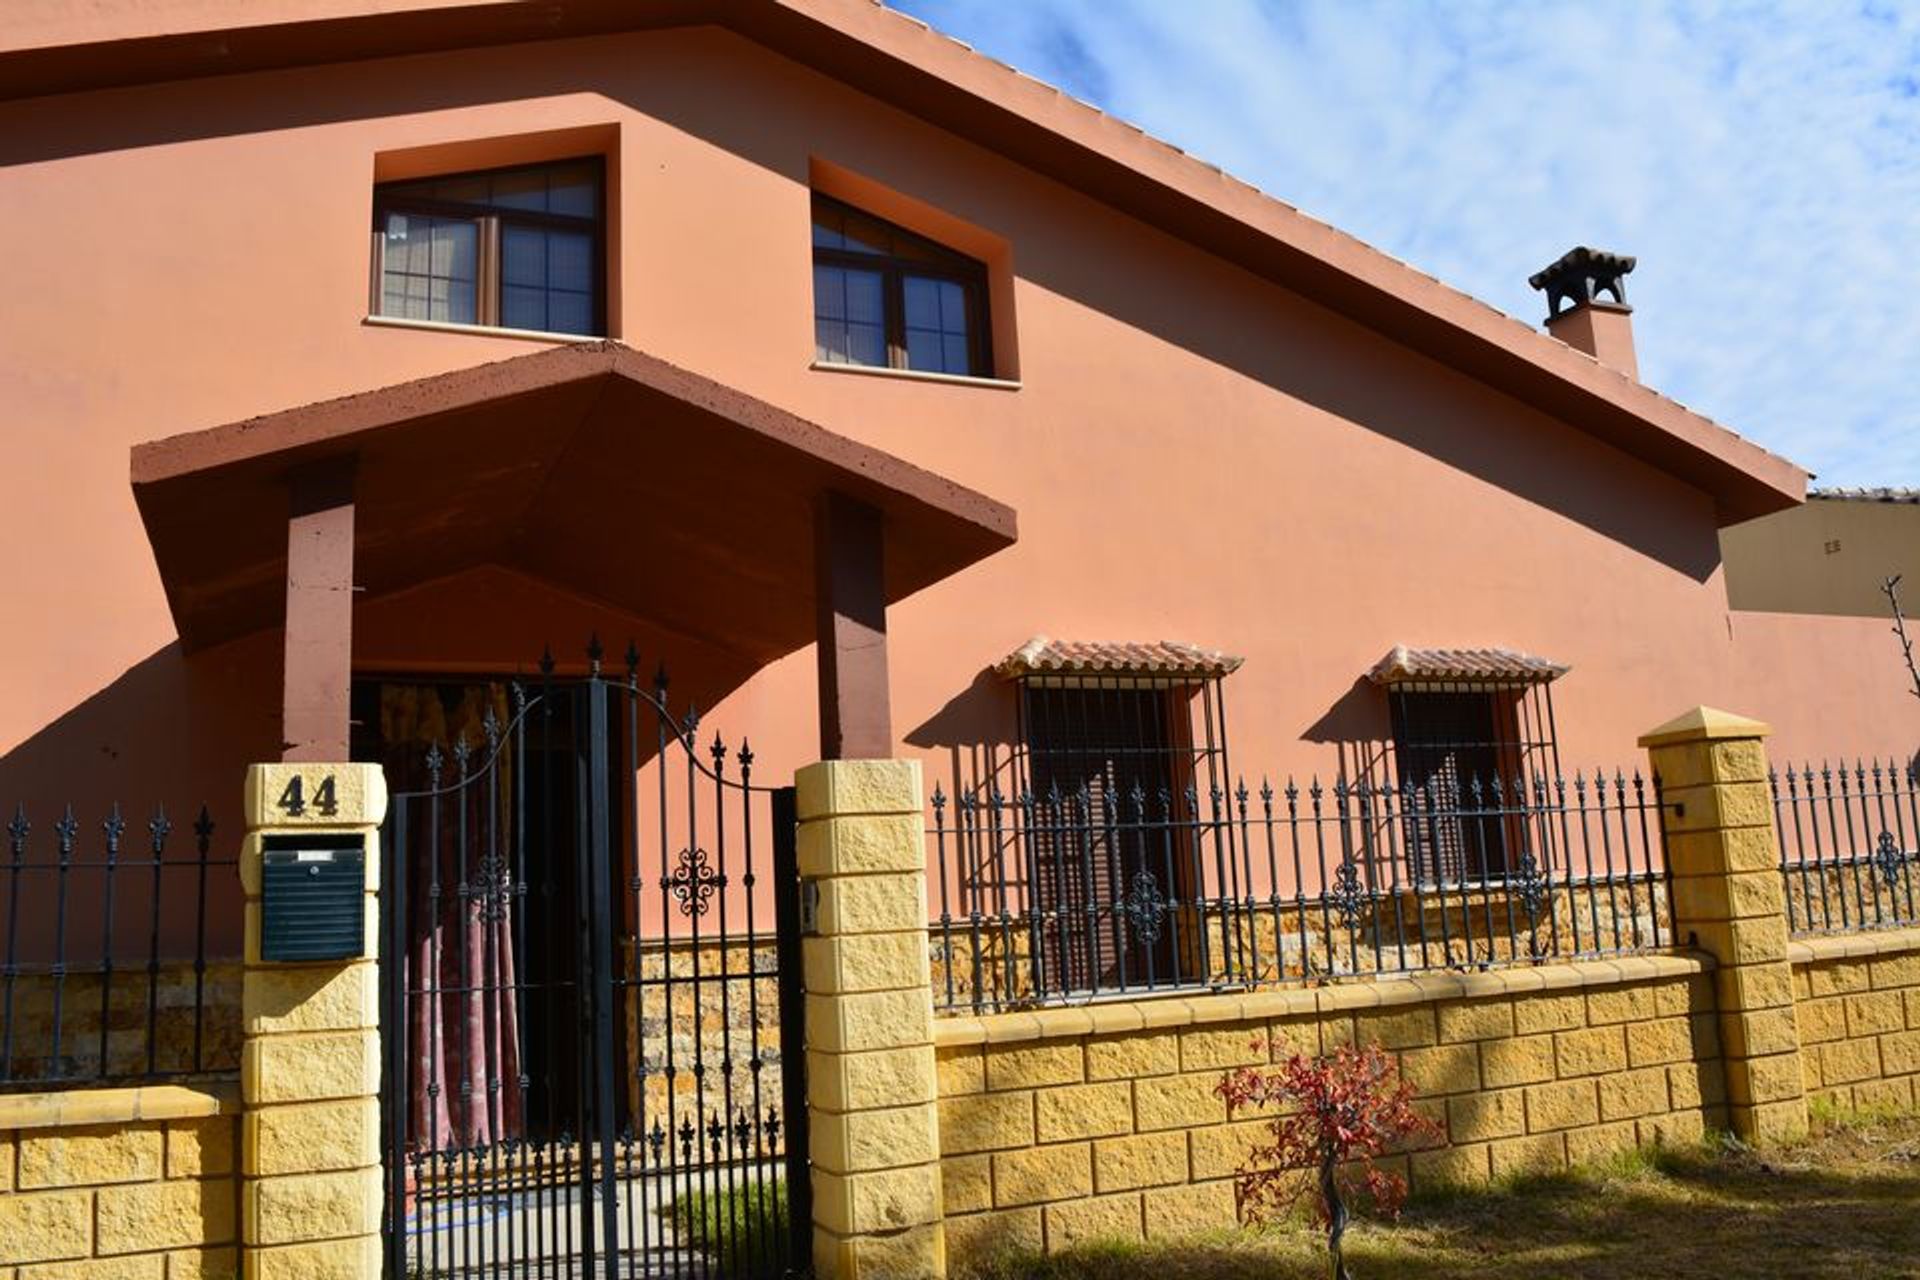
277;774;339;818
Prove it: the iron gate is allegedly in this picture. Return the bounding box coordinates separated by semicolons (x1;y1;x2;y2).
378;644;810;1279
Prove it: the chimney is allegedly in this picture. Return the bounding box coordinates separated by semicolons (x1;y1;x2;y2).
1528;246;1638;379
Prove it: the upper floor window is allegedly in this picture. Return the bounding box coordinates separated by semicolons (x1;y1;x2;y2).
811;195;991;378
374;158;604;336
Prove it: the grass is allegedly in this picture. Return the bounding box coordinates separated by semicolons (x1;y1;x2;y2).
958;1110;1920;1280
662;1178;789;1278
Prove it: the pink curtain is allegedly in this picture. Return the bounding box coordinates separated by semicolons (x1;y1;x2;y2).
383;684;524;1153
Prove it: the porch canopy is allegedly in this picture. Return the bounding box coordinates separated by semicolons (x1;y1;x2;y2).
131;341;1017;761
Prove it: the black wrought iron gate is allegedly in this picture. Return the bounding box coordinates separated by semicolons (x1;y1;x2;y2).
379;645;811;1278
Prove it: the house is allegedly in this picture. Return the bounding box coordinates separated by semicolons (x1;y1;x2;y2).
1;5;1917;1279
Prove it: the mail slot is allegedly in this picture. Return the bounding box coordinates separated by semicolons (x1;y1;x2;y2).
260;834;366;962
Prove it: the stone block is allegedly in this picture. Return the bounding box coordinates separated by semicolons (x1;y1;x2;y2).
937;1091;1033;1155
807;989;934;1055
1398;1043;1479;1095
1733;1099;1810;1146
1638;1109;1708;1147
0;1191;92;1264
1092;1131;1188;1192
1479;1035;1556;1087
1179;1027;1265;1073
934;1046;984;1097
1585;984;1660;1026
240;1166;378;1246
1846;991;1906;1037
1141;1181;1236;1240
804;932;932;995
242;963;378;1037
19;1257;163;1280
1524;1079;1598;1133
984;1042;1082;1091
18;1124;163;1189
991;1143;1091;1208
167;1117;235;1179
813;1104;941;1175
1489;1132;1565;1180
244;1236;380;1280
796;760;921;821
1354;1006;1435;1050
1663;825;1780;877
941;1154;991;1215
1626;1017;1695;1067
797;816;925;878
1186;1119;1273;1181
1566;1121;1639;1166
100;1179;236;1253
243;764;386;832
1035;1082;1133;1143
1133;1072;1227;1131
1868;950;1920;991
1718;964;1794;1012
1667;1062;1720;1110
941;1208;1041;1264
1512;992;1587;1035
1447;1089;1526;1142
1598;1067;1670;1121
813;1164;943;1235
242;1098;379;1177
1805;961;1871;999
812;1046;938;1112
242;1030;381;1107
1855;1076;1915;1112
1086;1032;1179;1081
1728;1052;1809;1106
1657;780;1774;834
1411;1141;1490;1189
817;873;928;936
1879;1029;1920;1075
1437;999;1514;1043
164;1249;237;1280
1724;1006;1801;1059
816;1222;946;1280
1816;1037;1880;1086
1045;1193;1144;1248
1553;1026;1627;1078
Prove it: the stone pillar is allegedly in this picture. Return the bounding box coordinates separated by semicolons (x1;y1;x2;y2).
797;759;945;1279
1639;708;1807;1144
238;762;387;1280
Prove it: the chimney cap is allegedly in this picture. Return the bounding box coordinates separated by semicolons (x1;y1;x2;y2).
1528;246;1636;318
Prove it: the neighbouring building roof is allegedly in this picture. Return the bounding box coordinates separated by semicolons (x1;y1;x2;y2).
1366;645;1569;686
1808;487;1920;504
0;0;1808;526
995;637;1244;680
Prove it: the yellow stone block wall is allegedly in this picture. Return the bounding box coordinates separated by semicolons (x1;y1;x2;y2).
0;1085;238;1280
1789;929;1920;1115
0;965;242;1086
932;957;1720;1264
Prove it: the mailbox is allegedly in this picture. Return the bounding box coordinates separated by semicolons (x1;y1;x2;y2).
260;834;367;962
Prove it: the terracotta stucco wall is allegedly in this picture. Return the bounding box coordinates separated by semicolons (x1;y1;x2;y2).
0;26;1912;921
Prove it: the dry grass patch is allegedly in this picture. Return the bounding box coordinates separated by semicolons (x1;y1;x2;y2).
959;1112;1920;1280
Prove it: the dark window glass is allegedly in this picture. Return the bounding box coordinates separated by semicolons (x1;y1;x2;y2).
374;158;604;336
810;194;991;377
1389;686;1550;885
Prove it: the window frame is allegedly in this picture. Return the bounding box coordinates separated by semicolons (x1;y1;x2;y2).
810;194;994;379
371;155;608;338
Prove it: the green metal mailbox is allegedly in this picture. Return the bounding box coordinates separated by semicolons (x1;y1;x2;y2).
260;833;366;962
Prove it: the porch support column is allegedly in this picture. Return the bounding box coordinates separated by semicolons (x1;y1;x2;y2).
815;491;893;760
282;458;357;762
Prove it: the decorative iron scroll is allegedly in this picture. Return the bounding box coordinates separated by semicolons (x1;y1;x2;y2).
1330;858;1367;929
1121;870;1168;945
1874;830;1908;892
668;845;722;917
1512;852;1551;920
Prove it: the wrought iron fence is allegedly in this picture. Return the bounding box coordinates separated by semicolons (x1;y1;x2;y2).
930;766;1671;1013
0;802;234;1086
1772;758;1919;936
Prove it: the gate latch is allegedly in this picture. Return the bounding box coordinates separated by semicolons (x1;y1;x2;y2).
798;878;821;936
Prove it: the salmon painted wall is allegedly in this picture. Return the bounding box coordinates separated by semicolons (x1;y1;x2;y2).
0;27;1912;948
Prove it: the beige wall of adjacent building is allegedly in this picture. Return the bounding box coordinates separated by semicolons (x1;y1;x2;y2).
1722;495;1920;618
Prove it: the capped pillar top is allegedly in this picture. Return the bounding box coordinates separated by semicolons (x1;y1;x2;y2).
1528;246;1636;319
1637;706;1773;749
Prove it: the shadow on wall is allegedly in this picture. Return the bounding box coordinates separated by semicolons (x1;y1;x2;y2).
905;667;1020;801
0;29;1724;584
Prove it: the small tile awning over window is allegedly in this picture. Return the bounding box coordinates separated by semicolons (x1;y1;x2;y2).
1366;645;1568;686
994;636;1244;679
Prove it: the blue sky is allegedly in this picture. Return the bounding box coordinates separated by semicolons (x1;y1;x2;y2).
892;1;1920;488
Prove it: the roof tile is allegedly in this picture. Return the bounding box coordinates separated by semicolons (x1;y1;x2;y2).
995;636;1243;679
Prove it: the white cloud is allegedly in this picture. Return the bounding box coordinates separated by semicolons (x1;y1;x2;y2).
895;0;1920;486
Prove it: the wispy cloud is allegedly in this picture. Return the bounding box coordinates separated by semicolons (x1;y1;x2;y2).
894;0;1920;487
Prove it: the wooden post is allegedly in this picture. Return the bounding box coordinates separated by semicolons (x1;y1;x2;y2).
815;491;893;760
281;459;356;763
